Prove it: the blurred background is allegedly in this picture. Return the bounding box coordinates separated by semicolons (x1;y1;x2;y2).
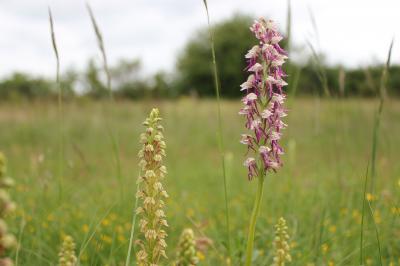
0;0;399;100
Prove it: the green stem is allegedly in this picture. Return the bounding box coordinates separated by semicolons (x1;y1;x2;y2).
245;174;265;266
202;0;232;259
48;8;64;201
125;182;140;266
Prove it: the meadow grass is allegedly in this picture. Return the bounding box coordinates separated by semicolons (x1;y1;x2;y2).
1;98;400;265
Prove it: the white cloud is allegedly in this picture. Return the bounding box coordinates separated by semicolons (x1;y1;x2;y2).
0;0;398;78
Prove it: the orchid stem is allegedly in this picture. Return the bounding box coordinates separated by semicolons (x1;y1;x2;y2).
245;174;265;266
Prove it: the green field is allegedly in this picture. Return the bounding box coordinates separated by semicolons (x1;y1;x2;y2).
1;98;400;265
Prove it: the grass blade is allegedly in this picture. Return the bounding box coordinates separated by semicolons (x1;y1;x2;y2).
366;200;383;266
202;0;232;260
125;183;140;266
285;0;301;108
78;204;115;263
287;63;301;109
338;67;346;97
48;8;60;84
360;164;369;265
308;7;319;44
86;3;112;99
307;7;330;97
369;39;394;193
48;7;64;201
14;217;26;266
285;0;292;52
361;40;393;265
307;41;330;97
313;208;325;263
86;3;123;200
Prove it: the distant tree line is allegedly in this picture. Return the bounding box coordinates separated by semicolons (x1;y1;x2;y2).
0;15;399;101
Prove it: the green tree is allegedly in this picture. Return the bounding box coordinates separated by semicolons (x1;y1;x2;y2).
176;14;255;97
110;58;151;99
150;71;171;98
60;69;78;99
84;59;108;98
0;73;53;100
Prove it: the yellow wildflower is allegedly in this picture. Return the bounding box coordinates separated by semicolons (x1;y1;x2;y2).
82;224;89;233
321;243;329;254
329;225;337;233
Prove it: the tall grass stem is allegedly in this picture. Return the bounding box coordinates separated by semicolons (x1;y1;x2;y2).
369;39;393;193
125;183;140;266
48;8;64;201
86;3;112;100
77;205;114;264
360;164;369;265
286;0;301;109
367;200;383;266
202;0;232;259
86;3;123;200
285;0;292;52
307;8;330;97
15;213;26;265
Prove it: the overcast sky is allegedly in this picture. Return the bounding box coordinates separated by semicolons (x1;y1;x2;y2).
0;0;399;78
